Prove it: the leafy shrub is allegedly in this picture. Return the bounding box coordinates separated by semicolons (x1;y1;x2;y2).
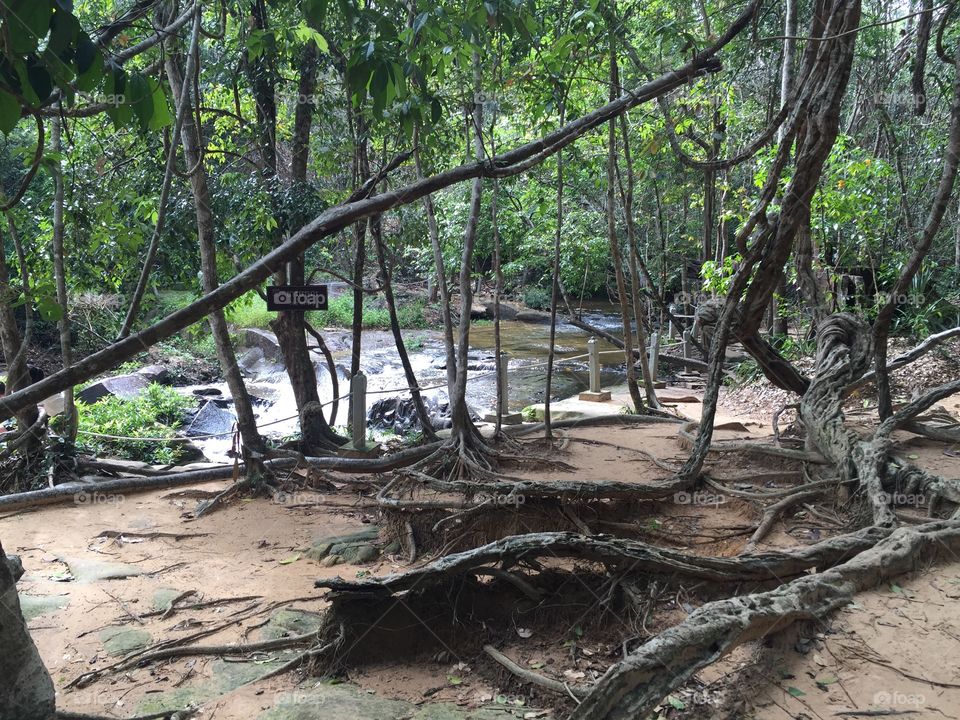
522;286;551;310
307;294;428;330
75;383;196;465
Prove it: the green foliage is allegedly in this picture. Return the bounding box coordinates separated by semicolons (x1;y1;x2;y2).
74;384;196;465
307;294;428;330
701;254;741;296
0;2;170;134
522;286;551;310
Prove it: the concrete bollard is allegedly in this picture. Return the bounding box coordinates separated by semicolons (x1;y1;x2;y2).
484;353;522;424
339;371;379;457
588;337;601;393
682;330;692;359
648;331;660;381
351;371;367;450
579;336;611;402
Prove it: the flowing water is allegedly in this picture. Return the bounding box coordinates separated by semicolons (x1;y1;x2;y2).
190;304;632;460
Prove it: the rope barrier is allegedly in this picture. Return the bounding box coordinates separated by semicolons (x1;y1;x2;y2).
70;345;662;444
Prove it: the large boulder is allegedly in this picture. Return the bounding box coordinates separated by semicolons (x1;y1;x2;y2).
0;543;55;720
77;373;150;404
368;395;455;433
482;301;519;320
515;309;552;324
186;400;236;437
243;328;283;363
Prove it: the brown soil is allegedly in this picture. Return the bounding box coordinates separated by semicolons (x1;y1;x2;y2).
4;388;960;719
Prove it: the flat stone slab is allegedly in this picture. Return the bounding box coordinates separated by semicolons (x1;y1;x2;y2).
260;609;326;641
261;686;521;720
56;556;142;584
259;684;413;720
20;593;69;621
305;528;380;566
152;587;182;613
100;627;152;657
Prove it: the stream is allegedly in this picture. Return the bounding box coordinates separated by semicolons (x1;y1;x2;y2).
185;303;633;461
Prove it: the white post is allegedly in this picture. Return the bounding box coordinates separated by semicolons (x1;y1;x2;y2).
498;352;510;415
648;332;660;381
588;337;601;393
351;371;367;450
682;330;692;359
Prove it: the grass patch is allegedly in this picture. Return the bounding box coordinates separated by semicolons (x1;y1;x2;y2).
307;294;428;330
156;290;432;333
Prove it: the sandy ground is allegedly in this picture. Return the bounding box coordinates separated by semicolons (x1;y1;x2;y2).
4;387;960;719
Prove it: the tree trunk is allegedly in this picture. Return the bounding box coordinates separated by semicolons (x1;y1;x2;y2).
0;541;55;720
0;218;38;448
544;99;565;439
449;55;486;445
370;212;437;439
165;43;263;458
414;128;457;397
51;116;76;442
607;22;644;413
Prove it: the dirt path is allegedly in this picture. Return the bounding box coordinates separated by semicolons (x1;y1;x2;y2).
4;393;959;719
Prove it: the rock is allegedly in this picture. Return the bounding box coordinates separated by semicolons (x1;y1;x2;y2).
19;594;69;621
469;304;487;319
306;528;380;566
191;386;223;397
100;627;152;657
151;587;182;613
185;400;236;437
238;346;265;373
261;684;412;720
260;609;325;641
77;373;150;404
515;309;552;324
137;365;170;384
483;301;519;320
56;556;142;584
368;396;454;434
243;328;283;362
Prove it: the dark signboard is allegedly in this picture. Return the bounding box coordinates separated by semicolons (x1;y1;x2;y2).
266;285;329;311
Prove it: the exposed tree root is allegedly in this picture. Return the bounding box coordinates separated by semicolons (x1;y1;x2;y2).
677;421;828;463
484;644;589;698
570;520;960;720
742;486;828;552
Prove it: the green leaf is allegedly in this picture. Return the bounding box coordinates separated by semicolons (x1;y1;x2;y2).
147;79;172;130
815;675;838;690
278;553;300;565
667;695;685;710
8;0;53;54
786;686;806;698
0;89;20;135
447;675;463;685
126;72;153;130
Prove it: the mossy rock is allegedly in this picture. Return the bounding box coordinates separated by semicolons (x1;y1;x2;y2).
305;528;380;565
100;627;152;657
20;594;69;621
260;608;325;641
